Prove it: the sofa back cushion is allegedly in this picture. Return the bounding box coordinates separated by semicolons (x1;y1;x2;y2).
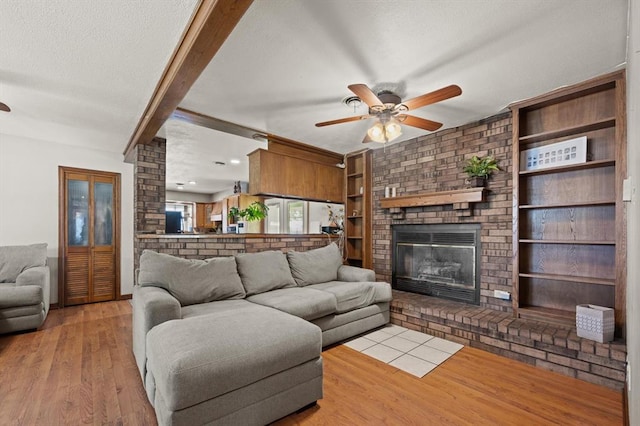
138;250;245;306
0;243;48;283
235;250;296;296
286;243;343;286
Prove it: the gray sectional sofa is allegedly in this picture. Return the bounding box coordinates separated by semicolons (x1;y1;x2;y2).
132;243;392;426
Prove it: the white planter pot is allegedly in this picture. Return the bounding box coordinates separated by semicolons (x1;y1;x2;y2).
576;304;614;343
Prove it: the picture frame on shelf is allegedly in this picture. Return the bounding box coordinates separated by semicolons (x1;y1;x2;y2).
520;136;587;171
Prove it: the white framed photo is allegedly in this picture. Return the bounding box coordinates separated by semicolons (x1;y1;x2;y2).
520;136;587;171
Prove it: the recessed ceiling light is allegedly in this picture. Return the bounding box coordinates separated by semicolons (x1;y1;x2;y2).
214;161;226;166
188;181;197;185
230;159;241;165
176;183;184;190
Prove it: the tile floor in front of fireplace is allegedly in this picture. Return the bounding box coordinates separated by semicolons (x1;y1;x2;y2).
343;324;464;378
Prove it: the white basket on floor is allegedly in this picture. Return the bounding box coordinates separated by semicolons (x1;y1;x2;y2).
576;304;614;343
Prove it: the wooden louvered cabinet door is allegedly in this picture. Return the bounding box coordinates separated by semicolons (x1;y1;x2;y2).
59;167;120;307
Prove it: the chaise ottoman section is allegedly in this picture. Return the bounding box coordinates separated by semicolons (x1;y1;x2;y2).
146;303;323;426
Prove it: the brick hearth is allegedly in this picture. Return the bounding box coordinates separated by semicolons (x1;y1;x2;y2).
391;290;626;390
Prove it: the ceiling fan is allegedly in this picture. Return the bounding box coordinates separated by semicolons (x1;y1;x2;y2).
315;84;462;144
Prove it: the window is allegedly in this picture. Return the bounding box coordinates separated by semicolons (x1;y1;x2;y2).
266;200;282;234
286;200;306;234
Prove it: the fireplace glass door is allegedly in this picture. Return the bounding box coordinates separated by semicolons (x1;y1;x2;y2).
392;224;481;304
396;243;475;290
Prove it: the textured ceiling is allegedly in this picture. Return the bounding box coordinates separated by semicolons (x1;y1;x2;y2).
0;0;198;153
173;0;628;193
0;1;629;196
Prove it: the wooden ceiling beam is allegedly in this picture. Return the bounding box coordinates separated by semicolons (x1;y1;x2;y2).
123;0;254;162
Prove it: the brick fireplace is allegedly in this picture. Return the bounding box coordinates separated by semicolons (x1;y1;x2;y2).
371;112;626;389
392;223;481;305
372;112;513;311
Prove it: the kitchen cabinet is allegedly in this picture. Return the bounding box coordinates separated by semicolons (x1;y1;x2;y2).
248;149;344;203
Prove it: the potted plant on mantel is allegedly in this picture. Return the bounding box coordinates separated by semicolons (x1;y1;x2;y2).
462;155;500;187
228;201;269;234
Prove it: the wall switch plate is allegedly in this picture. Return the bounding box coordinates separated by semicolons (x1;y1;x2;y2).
494;290;511;300
622;177;633;202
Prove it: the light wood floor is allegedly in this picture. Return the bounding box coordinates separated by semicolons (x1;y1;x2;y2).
0;301;623;425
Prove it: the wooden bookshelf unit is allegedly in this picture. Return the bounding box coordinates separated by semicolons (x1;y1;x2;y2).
510;70;626;333
344;149;372;268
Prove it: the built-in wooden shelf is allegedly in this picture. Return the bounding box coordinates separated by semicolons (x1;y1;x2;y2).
518;117;615;145
517;306;575;327
347;215;363;219
347;236;363;240
519;200;615;209
518;159;615;176
519;272;615;286
380;187;485;209
519;239;615;245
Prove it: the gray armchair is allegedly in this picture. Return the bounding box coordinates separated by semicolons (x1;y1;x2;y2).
0;243;50;334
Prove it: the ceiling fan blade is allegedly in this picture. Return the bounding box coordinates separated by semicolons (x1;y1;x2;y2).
399;115;443;132
0;102;10;112
315;115;370;127
398;85;462;111
348;84;384;110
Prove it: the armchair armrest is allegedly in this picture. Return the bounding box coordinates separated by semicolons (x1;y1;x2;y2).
132;285;181;380
16;266;50;313
0;285;42;308
338;265;376;282
16;266;48;286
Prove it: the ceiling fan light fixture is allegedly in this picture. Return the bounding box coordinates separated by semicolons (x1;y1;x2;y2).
385;118;402;141
367;121;386;143
367;118;402;143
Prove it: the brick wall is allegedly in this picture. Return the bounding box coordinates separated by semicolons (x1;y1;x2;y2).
372;112;513;311
135;137;166;234
136;234;339;260
371;111;626;390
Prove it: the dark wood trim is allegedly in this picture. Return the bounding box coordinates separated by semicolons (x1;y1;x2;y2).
123;0;254;162
508;69;624;110
267;135;344;165
614;70;627;337
171;107;267;141
119;294;132;301
58;166;121;307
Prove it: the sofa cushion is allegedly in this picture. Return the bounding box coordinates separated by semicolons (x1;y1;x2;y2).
138;250;245;306
235;251;296;296
307;281;391;314
247;287;337;321
180;299;256;319
0;243;47;283
146;303;321;411
286;243;343;286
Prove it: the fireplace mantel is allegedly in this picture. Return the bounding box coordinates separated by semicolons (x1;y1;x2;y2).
380;188;486;217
